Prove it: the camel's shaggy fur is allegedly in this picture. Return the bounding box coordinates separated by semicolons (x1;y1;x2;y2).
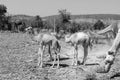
25;27;61;68
96;22;120;73
65;32;92;66
97;21;120;38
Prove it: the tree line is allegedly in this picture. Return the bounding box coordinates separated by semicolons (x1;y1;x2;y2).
0;4;106;33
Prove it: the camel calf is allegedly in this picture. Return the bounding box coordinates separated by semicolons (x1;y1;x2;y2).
39;38;61;68
65;32;92;66
50;40;61;68
26;27;61;68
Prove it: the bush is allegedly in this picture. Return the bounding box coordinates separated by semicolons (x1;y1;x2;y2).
31;15;43;29
0;4;7;30
58;9;71;23
93;20;105;30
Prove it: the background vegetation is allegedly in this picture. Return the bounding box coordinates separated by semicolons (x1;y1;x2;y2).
0;4;119;33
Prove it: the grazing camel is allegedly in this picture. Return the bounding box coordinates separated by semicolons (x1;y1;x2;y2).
97;29;120;73
50;39;61;68
85;30;108;44
25;26;61;68
65;32;93;66
97;21;120;38
96;22;120;73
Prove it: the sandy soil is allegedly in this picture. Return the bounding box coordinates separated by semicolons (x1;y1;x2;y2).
0;32;120;80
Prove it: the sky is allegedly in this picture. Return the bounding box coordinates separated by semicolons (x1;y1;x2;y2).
0;0;120;17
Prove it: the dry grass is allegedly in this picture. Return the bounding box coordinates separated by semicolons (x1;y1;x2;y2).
0;31;120;80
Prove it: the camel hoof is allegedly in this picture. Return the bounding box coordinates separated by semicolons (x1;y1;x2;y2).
81;62;86;65
77;61;81;65
81;63;86;66
57;66;60;69
39;65;43;68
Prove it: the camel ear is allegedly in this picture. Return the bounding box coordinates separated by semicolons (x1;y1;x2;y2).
108;51;114;55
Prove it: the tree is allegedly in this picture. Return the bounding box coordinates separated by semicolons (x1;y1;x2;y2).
58;9;71;23
0;4;7;16
93;20;105;30
0;4;7;30
43;20;53;30
55;9;71;33
31;15;43;29
2;15;12;30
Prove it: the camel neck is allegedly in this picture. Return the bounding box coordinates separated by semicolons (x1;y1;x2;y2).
109;29;120;54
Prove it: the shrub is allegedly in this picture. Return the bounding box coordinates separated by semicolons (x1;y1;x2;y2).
93;20;105;30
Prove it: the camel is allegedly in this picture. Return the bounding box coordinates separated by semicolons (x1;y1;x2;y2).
96;22;120;73
25;26;61;68
97;29;120;73
85;30;108;44
64;30;107;66
97;21;120;38
65;32;93;66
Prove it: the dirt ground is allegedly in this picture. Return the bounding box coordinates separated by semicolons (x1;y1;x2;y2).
0;32;120;80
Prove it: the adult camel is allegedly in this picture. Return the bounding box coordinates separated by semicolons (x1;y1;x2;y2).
97;21;119;38
25;27;61;68
96;21;120;73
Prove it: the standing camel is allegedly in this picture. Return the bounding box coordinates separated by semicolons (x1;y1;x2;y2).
96;22;120;73
64;30;107;66
65;32;92;66
97;21;120;38
25;27;61;68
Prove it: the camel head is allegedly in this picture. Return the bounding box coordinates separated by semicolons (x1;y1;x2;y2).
25;26;40;35
25;26;41;42
96;51;115;73
25;26;34;35
25;26;32;31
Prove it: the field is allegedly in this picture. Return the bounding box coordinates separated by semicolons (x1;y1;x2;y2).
0;31;120;80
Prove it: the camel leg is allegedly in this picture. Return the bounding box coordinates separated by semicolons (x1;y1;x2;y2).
72;46;76;66
57;52;60;68
37;47;41;67
73;44;78;66
82;44;88;65
75;46;78;66
51;52;57;68
40;45;45;68
48;45;53;61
